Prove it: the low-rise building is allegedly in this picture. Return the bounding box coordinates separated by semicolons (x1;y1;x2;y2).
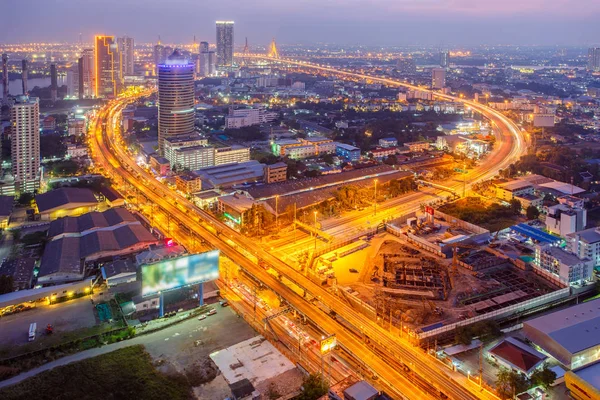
535;244;594;286
218;192;257;226
487;337;547;377
35;187;98;221
300;137;336;154
515;193;543;213
225;105;277;128
370;147;397;160
566;228;600;266
265;162;287;183
66;144;88;158
495;180;535;202
379;137;398;148
99;186;125;208
0;258;35;290
404;141;431;152
101;259;137;287
42;115;56;131
566;361;600;400
67;117;86;136
149;155;171;176
195;161;266;189
545;203;587;238
193;190;221;209
175;173;202;194
135;243;187;266
214;145;250;165
0;195;14;229
336;143;361;161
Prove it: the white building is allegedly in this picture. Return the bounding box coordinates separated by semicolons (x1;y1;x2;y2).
171;145;215;171
545;203;587;238
566;228;600;266
432;68;446;90
67;144;88;158
66;67;80;98
68;117;86;136
163;134;208;165
535;244;594;286
215;145;250;165
11;96;40;193
117;36;135;75
379;137;398;148
225;106;277;129
199;51;216;77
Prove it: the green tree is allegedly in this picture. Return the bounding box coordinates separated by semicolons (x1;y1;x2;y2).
509;198;522;215
0;275;14;294
455;326;472;345
18;192;34;206
297;373;329;400
496;368;529;399
530;366;556;390
526;205;540;220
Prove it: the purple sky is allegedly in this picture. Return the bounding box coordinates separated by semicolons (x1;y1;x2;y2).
3;0;599;46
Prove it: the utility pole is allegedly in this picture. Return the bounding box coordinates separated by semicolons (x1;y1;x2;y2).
463;162;467;198
275;195;279;228
374;179;378;216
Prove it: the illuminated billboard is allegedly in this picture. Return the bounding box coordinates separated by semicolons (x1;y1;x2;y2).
320;334;337;354
141;250;220;297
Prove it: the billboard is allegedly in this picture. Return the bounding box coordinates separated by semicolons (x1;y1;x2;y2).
533;114;555;128
320;334;337;354
141;250;220;297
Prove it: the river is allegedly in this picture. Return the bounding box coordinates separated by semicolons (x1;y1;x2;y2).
1;76;67;98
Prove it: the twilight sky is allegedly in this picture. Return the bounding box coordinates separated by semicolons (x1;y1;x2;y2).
3;0;600;46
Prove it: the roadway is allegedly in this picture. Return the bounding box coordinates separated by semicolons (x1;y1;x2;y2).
88;56;527;397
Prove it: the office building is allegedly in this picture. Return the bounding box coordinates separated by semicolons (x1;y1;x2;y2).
163;134;208;163
199;41;209;53
588;48;600;72
153;41;166;75
21;60;28;94
171;145;215;171
199;51;216;77
396;57;416;74
94;36;121;98
77;57;84;99
2;53;8;99
11;96;40;193
157;49;195;154
214;145;250;165
534;244;594;286
440;51;449;68
523;298;600;369
81;48;94;98
50;63;58;102
432;68;446;89
216;21;234;67
117;36;135;75
66;67;80;98
225;106;277;128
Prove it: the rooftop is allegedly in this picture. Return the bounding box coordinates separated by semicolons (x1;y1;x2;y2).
497;180;533;192
573;360;600;392
524;298;600;355
0;195;14;217
543;246;589;265
101;259;136;279
48;207;136;238
538;181;585;195
35;188;97;213
488;337;547;374
567;227;600;244
335;142;360;151
344;380;380;400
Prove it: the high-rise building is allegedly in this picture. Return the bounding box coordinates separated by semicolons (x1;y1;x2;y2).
117;36;135;75
440;51;449;68
216;21;234;67
21;59;28;94
153;41;166;76
2;53;9;99
66;67;80;98
50;63;58;102
432;67;446;89
200;41;209;53
396;57;416;75
157;49;195;155
11;95;40;193
94;35;121;98
199;51;216;77
588;48;600;72
77;57;84;100
81;48;94;98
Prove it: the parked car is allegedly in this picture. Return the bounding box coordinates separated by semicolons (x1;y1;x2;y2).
197;314;206;321
207;308;217;316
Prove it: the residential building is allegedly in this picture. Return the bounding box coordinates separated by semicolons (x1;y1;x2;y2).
588;48;600;72
336;143;361;161
68;117;86;136
216;21;234;67
42;115;56;131
523;298;600;369
265;162;287;183
66;67;79;98
117;36;135;75
535;244;594;286
225;106;277;128
545;203;587;237
81;48;94;98
199;51;216;77
405;141;431;152
175;173;202;194
440;51;449;68
379;137;398;148
370;147;398;160
487;337;547;377
495;180;534;201
567;228;600;266
11;95;40;193
396;58;416;74
157;50;195;154
214;145;250;165
94;35;121;98
50;63;58;102
432;68;446;89
66;144;88;158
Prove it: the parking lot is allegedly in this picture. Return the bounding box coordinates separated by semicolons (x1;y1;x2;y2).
0;297;97;352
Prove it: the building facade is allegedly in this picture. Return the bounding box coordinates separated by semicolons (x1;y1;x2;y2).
432;68;446;89
535;244;594;286
225;106;277;129
216;21;234;67
588;48;600;72
265;162;287;183
157;50;195;154
11;96;40;193
215;145;250;165
117;36;135;75
94;36;121;98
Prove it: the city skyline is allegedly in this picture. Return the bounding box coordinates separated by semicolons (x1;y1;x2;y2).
2;0;600;46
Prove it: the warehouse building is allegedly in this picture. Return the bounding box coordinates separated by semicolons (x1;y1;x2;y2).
523;298;600;369
565;361;600;400
35;187;98;221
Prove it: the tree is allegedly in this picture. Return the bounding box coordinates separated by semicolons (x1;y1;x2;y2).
509;198;522;215
0;275;14;294
322;153;335;165
297;373;329;400
526;205;540;220
496;368;529;400
455;326;472;345
18;192;34;206
530;366;556;390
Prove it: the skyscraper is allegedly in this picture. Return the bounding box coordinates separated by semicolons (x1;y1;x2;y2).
50;63;58;103
440;51;449;68
199;51;216;77
77;57;84;100
157;49;195;155
200;41;209;53
21;59;28;94
11;95;40;193
588;48;600;72
94;35;121;98
216;21;234;67
2;53;8;99
153;40;166;76
81;48;94;98
117;36;135;75
432;68;446;89
67;66;80;98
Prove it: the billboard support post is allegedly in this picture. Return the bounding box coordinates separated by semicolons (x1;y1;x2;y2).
159;292;165;317
198;283;204;306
